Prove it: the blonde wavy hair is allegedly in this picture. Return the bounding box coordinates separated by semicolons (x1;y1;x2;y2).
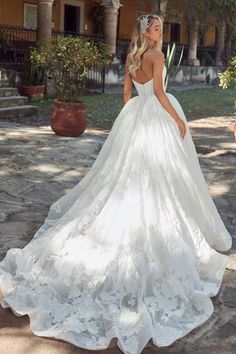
127;14;163;76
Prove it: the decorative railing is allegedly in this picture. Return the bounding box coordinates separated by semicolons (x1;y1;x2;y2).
0;25;36;69
0;24;106;67
0;25;106;90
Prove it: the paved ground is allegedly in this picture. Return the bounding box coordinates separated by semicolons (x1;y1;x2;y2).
0;105;236;353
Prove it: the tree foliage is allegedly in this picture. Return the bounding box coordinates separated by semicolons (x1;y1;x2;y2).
142;1;236;59
218;56;236;88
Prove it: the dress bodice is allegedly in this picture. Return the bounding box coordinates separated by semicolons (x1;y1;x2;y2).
132;65;166;97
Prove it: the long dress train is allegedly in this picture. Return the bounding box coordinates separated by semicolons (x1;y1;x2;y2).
0;66;232;354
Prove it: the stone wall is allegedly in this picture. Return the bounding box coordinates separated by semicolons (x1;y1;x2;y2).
104;64;225;87
0;65;224;96
172;65;223;84
0;68;24;88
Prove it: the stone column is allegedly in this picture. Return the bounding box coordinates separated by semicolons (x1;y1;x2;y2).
101;0;122;63
37;0;54;42
215;19;226;66
188;20;200;66
152;0;168;16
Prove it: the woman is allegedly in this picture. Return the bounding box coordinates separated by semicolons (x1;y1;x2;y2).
0;14;232;354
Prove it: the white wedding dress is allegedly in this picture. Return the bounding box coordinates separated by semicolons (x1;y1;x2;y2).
0;65;232;354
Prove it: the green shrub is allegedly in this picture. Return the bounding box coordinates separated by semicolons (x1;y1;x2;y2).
218;57;236;89
31;35;111;102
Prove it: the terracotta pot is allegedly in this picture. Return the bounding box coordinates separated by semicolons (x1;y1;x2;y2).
20;85;45;100
51;99;87;137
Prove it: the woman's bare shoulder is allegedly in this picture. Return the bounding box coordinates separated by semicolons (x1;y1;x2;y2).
145;49;165;61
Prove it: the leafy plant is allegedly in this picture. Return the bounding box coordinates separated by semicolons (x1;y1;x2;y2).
23;50;45;86
0;33;13;54
31;35;111;102
218;56;236;89
164;43;184;90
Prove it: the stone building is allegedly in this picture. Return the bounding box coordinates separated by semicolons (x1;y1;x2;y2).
0;0;217;63
0;1;225;86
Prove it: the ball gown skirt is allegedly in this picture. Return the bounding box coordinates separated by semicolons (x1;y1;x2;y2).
0;66;232;354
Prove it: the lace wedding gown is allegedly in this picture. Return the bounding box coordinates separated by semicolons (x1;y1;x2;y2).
0;66;232;354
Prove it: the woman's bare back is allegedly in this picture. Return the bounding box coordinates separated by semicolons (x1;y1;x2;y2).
131;49;161;84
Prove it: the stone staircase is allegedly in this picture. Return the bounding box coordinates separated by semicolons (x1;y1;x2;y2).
0;69;38;119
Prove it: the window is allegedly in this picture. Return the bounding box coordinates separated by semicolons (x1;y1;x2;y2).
24;3;38;29
170;23;181;43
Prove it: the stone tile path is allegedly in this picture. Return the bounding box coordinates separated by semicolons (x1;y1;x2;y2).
0;111;235;354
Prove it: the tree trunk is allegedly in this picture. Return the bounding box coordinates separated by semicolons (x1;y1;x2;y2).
215;18;226;66
223;22;232;65
152;0;161;13
152;0;168;16
37;0;54;42
188;20;200;65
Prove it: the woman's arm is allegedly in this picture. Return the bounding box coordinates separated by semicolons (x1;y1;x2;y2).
123;55;133;104
152;51;186;138
152;51;182;123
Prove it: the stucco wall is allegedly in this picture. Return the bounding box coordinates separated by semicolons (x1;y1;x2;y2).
204;24;216;46
0;0;36;26
119;0;137;38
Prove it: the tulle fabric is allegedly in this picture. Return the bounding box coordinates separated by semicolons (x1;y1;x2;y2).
0;66;232;354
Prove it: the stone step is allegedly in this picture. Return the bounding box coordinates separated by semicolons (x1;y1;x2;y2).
0;87;19;97
0;96;28;108
0;67;23;88
0;80;10;88
0;105;38;118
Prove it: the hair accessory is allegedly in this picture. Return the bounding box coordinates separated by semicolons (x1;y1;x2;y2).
140;15;150;33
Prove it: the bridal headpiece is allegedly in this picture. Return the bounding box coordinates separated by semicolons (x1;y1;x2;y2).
140;15;150;33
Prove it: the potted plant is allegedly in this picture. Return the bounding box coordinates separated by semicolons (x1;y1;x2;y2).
31;35;110;137
21;50;45;101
